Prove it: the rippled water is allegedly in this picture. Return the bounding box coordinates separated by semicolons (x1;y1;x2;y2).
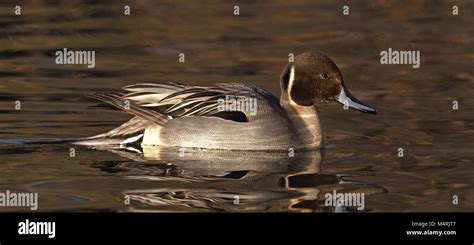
0;0;473;212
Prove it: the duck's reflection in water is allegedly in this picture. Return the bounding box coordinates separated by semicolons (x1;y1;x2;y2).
92;145;385;212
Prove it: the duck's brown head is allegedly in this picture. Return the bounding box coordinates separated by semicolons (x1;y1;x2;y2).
280;52;377;114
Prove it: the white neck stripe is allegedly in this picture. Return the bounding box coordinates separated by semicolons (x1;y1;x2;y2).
288;64;295;98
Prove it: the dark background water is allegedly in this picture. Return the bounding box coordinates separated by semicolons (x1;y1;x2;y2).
0;0;472;212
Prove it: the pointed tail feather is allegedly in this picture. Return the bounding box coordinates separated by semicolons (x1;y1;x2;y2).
87;93;169;125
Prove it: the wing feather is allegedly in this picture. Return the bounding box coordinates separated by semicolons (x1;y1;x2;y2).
89;82;281;124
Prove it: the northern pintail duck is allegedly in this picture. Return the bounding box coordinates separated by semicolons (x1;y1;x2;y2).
77;52;376;151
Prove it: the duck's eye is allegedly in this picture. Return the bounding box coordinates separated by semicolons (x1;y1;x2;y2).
321;73;329;79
